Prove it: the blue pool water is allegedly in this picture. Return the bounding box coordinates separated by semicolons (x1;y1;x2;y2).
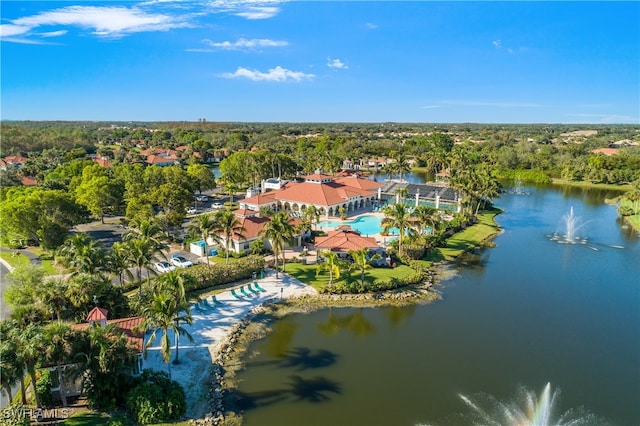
317;215;395;236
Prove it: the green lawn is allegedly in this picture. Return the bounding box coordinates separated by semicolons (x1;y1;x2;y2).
62;412;111;425
0;249;60;275
425;208;501;262
283;262;414;292
551;178;631;192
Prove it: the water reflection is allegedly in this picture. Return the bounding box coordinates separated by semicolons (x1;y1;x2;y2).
280;348;338;371
383;304;417;327
228;375;342;411
316;308;376;337
260;317;299;357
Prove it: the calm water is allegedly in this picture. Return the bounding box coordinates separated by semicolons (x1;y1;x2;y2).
236;184;640;426
317;215;386;236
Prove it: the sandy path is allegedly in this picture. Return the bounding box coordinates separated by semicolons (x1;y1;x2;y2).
142;271;317;418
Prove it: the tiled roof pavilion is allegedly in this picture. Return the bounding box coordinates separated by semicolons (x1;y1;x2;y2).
241;174;383;218
315;225;380;253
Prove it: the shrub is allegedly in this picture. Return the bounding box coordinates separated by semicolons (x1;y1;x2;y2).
125;370;186;425
36;369;53;408
179;255;265;291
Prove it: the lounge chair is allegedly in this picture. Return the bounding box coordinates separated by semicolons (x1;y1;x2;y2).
201;298;213;309
193;302;207;313
211;295;223;305
248;282;260;294
240;286;252;297
253;282;267;292
231;289;242;299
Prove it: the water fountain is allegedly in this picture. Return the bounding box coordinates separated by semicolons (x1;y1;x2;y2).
549;207;588;244
457;383;601;426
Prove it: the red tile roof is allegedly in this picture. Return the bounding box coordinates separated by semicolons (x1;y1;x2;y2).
276;181;373;206
242;191;278;206
591;148;618;156
86;307;108;321
21;176;37;186
334;176;383;190
73;310;145;353
315;226;379;253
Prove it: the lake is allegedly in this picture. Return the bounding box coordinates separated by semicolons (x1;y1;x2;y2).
236;184;640;426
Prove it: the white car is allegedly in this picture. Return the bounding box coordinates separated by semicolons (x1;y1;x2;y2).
186;207;197;214
154;261;176;273
195;194;209;202
171;255;193;268
211;203;223;210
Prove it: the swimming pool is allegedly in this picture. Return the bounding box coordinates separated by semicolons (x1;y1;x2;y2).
316;214;395;236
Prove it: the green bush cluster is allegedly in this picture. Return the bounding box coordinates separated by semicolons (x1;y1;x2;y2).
0;405;31;426
125;370;186;424
36;369;53;408
494;168;552;184
181;255;265;291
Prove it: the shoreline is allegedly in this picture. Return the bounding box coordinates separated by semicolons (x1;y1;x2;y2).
191;279;441;426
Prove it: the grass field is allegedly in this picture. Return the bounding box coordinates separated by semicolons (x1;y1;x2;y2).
425;208;502;262
283;262;414;292
0;249;60;275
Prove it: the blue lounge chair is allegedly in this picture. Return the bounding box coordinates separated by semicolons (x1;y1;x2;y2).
248;282;260;294
253;282;267;292
211;295;223;305
231;289;242;299
201;298;213;309
193;302;206;313
240;286;252;297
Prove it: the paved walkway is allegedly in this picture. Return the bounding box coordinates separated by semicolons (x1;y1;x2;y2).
142;270;317;418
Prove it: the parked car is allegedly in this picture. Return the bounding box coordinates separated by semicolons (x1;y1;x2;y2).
210;203;223;210
171;255;193;268
195;194;209;202
186;207;197;214
154;261;176;273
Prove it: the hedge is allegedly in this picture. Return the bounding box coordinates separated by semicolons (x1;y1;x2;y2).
179;255;265;291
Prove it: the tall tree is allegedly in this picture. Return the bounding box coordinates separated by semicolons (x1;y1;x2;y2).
187;214;220;267
154;271;195;364
214;210;246;264
381;203;413;256
315;250;342;286
348;248;371;289
141;292;193;379
0;320;24;403
260;211;295;276
41;321;79;407
13;324;44;408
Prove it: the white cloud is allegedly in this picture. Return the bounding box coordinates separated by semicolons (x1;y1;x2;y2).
565;113;637;123
442;100;542;108
202;37;287;49
205;1;284;19
38;30;68;38
365;22;378;29
492;39;502;49
327;57;348;69
220;66;314;82
0;24;31;38
3;5;192;41
420;105;441;109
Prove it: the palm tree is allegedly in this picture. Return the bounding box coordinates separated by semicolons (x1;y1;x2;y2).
302;205;321;231
57;233;106;276
260;211;295;277
394;153;411;182
187;213;220;267
412;205;440;236
107;242;134;286
13;323;44;408
154;271;195;364
41;321;78;407
381;203;413;256
79;323;135;410
126;238;156;298
214;210;246;264
315;250;342;286
0;319;24;404
348;248;371;289
124;218;168;254
141;292;193;379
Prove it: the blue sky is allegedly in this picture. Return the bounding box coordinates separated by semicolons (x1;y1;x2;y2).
1;1;638;123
